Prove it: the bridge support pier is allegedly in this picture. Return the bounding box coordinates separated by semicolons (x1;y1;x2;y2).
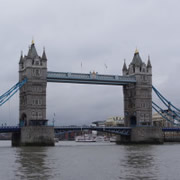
116;126;164;144
12;126;54;146
12;132;21;146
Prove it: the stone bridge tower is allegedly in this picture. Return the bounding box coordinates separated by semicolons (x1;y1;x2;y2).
12;41;54;146
19;41;47;126
122;49;152;127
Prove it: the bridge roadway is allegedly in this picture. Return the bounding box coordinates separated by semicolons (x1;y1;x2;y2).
47;71;136;85
54;126;131;136
0;126;180;135
0;126;131;136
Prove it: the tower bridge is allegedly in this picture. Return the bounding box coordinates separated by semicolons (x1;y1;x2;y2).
2;41;177;146
19;42;153;128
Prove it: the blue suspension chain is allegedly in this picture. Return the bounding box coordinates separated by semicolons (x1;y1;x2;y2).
152;86;180;112
152;104;179;126
152;101;180;124
0;78;27;106
152;86;180;125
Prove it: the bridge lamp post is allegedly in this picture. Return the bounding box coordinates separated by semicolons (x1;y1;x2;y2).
52;113;55;126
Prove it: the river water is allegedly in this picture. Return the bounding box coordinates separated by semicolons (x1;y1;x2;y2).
0;141;180;180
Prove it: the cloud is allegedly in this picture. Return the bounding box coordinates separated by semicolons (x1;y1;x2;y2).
0;0;180;125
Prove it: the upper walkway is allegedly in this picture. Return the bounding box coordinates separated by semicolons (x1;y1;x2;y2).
47;71;136;86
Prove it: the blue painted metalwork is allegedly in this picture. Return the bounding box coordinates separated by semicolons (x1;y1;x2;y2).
152;102;179;126
162;128;180;132
0;78;27;106
152;102;179;120
152;86;180;125
47;71;136;86
0;126;131;135
1;125;180;134
54;126;131;136
153;86;180;113
0;126;20;133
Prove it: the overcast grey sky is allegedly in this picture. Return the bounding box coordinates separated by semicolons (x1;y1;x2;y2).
0;0;180;126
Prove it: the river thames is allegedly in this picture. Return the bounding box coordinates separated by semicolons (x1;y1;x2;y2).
0;141;180;180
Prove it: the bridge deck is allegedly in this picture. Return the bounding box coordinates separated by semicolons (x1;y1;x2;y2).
162;128;180;132
47;71;136;85
54;126;131;131
0;126;20;133
0;126;131;136
2;126;180;134
54;126;132;136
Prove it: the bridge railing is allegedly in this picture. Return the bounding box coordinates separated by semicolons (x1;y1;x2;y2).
47;71;136;85
54;126;131;136
0;126;20;133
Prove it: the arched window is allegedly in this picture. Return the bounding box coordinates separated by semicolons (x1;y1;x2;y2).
130;116;137;126
32;111;36;119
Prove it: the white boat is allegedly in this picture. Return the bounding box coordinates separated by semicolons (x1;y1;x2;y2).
75;134;96;142
54;138;59;143
96;136;105;142
110;136;116;142
96;136;109;142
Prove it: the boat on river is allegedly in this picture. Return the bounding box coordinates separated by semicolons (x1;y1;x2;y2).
96;136;109;142
110;136;116;142
75;134;96;142
54;138;59;143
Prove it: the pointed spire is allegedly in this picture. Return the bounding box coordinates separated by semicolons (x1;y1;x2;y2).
27;45;31;57
131;49;142;66
135;48;139;54
42;47;47;60
147;55;152;68
32;38;34;45
123;59;127;71
19;51;23;64
27;41;38;58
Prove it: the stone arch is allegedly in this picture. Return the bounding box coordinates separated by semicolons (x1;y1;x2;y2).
20;113;27;126
130;115;137;126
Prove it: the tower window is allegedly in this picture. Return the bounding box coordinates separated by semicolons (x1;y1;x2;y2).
38;111;42;119
35;61;39;65
32;69;41;76
32;99;42;105
32;111;36;119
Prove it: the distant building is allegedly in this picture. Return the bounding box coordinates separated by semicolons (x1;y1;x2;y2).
91;121;106;127
92;117;124;127
105;116;124;127
152;110;178;127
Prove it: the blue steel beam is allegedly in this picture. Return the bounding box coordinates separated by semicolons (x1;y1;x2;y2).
47;71;136;86
0;78;27;107
0;126;20;133
6;126;178;134
162;128;180;132
54;126;131;131
1;126;180;134
0;126;131;136
153;86;180;113
54;126;131;136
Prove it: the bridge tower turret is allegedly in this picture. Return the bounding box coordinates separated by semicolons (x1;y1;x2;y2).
123;49;152;127
122;59;128;76
13;41;54;146
19;41;47;126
